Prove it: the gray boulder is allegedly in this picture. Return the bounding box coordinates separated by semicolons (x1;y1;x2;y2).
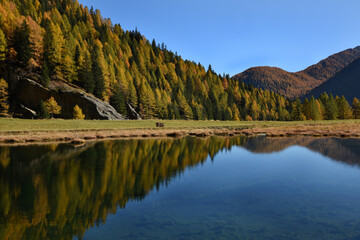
14;78;125;120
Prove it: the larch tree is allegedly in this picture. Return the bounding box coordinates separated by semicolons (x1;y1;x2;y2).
92;40;110;100
0;29;6;63
73;105;85;120
177;90;193;120
325;95;338;120
0;78;9;116
291;99;305;121
43;20;65;79
44;96;61;118
337;96;353;119
353;98;360;119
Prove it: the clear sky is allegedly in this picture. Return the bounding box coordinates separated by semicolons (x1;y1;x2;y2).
78;0;360;76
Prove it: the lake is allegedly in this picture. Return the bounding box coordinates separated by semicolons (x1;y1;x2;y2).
0;136;360;240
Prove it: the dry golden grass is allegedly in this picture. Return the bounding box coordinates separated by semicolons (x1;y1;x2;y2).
0;118;359;144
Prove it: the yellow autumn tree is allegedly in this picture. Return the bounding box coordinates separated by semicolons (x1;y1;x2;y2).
44;96;61;118
0;78;9;116
73;105;85;120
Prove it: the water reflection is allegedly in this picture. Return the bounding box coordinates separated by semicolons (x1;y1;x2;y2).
0;136;359;239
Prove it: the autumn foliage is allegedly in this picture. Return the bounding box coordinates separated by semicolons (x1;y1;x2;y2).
0;0;358;121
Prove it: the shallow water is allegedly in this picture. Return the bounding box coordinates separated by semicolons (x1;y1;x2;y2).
0;136;360;240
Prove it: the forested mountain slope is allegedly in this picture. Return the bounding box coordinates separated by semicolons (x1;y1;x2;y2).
232;47;360;98
0;0;294;120
304;57;360;102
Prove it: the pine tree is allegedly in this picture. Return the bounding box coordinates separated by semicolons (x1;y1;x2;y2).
39;100;50;119
308;97;322;120
44;97;61;118
231;103;240;121
302;98;311;119
41;60;51;87
73;105;85;119
250;100;260;120
43;20;65;79
325;94;338;120
128;80;138;108
224;107;233;120
291;99;305;121
91;40;109;99
110;87;128;117
13;20;34;67
0;78;9;116
337;95;352;119
0;29;6;63
177;90;193;119
138;82;157;118
353;98;360;119
79;51;95;93
319;92;329;106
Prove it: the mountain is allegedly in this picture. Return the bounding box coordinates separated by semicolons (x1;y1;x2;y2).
304;57;360;102
0;0;294;121
232;46;360;98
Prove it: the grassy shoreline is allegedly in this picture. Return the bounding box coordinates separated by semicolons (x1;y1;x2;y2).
0;118;359;144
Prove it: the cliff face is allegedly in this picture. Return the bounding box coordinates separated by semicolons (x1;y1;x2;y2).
13;78;125;120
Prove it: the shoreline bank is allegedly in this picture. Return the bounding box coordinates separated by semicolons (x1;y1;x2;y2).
1;120;360;145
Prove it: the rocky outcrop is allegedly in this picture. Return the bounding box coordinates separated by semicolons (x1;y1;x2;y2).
126;102;142;120
13;78;125;120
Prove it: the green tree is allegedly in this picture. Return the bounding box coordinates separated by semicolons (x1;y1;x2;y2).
302;98;310;119
0;78;9;116
353;97;360;119
91;40;109;99
39;100;50;119
78;51;95;93
110;87;128;117
291;99;305;121
325;94;338;120
13;20;34;67
177;90;193;119
138;82;157;118
250;100;260;120
43;20;65;79
0;29;6;63
337;95;352;119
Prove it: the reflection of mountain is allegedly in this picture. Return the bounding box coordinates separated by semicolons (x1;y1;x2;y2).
242;136;360;166
0;136;359;240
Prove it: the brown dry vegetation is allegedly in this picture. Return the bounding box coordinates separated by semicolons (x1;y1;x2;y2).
0;119;359;145
241;122;360;138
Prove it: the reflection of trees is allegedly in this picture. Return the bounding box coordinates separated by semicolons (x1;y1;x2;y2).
0;137;246;240
1;136;359;240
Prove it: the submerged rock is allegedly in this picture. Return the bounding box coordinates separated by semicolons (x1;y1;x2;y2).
14;78;125;120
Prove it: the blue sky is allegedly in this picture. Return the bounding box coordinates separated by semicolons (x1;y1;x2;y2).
78;0;360;76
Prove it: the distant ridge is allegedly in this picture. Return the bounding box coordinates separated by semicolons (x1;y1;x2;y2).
232;46;360;98
304;57;360;102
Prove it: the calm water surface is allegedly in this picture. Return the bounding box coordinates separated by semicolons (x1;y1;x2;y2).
0;136;360;240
